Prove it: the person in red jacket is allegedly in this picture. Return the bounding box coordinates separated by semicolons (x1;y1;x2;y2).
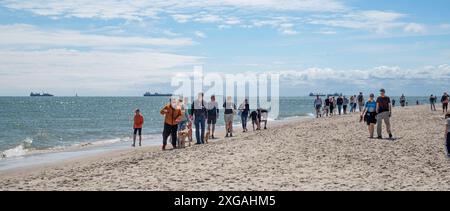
133;109;144;147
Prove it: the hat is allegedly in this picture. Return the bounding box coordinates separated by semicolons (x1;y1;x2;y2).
380;88;386;93
370;93;375;97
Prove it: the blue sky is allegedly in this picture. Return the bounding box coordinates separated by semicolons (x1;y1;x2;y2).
0;0;449;96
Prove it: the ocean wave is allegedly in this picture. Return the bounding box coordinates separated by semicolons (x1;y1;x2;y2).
1;138;33;159
0;134;162;160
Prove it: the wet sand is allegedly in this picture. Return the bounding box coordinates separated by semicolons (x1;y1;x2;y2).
1;105;449;191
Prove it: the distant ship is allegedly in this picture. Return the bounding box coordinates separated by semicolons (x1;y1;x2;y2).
30;92;54;97
143;92;172;97
309;92;326;97
327;93;342;97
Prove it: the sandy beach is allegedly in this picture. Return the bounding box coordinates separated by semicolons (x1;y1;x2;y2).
1;105;449;191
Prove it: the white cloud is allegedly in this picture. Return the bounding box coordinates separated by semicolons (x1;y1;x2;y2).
194;31;206;38
193;14;222;23
1;0;347;21
224;17;241;25
0;49;201;93
404;23;427;34
309;10;407;34
0;24;194;49
440;24;450;29
172;14;192;23
1;0;429;36
278;23;299;35
316;30;337;35
281;29;299;35
278;65;450;84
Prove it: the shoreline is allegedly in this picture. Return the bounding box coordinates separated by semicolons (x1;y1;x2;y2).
1;105;448;191
0;115;313;173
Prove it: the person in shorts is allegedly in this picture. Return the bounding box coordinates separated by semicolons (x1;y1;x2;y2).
357;92;365;112
207;95;219;139
223;96;236;137
360;94;377;138
132;109;144;147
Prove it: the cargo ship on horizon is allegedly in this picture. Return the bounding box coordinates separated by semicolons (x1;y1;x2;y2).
30;92;54;97
143;92;172;97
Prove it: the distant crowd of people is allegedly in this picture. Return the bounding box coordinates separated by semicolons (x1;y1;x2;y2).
313;92;366;118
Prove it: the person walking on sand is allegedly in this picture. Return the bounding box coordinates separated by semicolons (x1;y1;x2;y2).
392;99;396;107
329;97;335;116
160;98;182;150
206;95;219;139
430;94;437;111
323;97;330;117
314;95;323;118
357;92;365;112
343;95;349;115
238;99;250;132
337;95;344;115
352;95;358;112
442;92;449;114
445;112;450;158
361;94;377;138
223;96;237;137
132;109;144;147
376;89;393;140
349;95;355;113
400;94;406;107
260;108;269;130
191;92;207;144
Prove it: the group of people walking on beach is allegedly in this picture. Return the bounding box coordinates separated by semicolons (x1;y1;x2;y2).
314;89;393;139
132;89;450;157
314;89;450;157
132;93;269;150
313;93;365;118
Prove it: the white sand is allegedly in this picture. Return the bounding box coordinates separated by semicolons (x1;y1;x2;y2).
1;105;449;191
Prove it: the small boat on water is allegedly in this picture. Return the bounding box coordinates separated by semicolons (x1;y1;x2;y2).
30;92;54;97
143;92;172;97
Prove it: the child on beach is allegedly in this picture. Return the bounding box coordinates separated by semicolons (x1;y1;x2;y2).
260;109;269;130
132;109;144;147
250;110;260;131
445;112;450;158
